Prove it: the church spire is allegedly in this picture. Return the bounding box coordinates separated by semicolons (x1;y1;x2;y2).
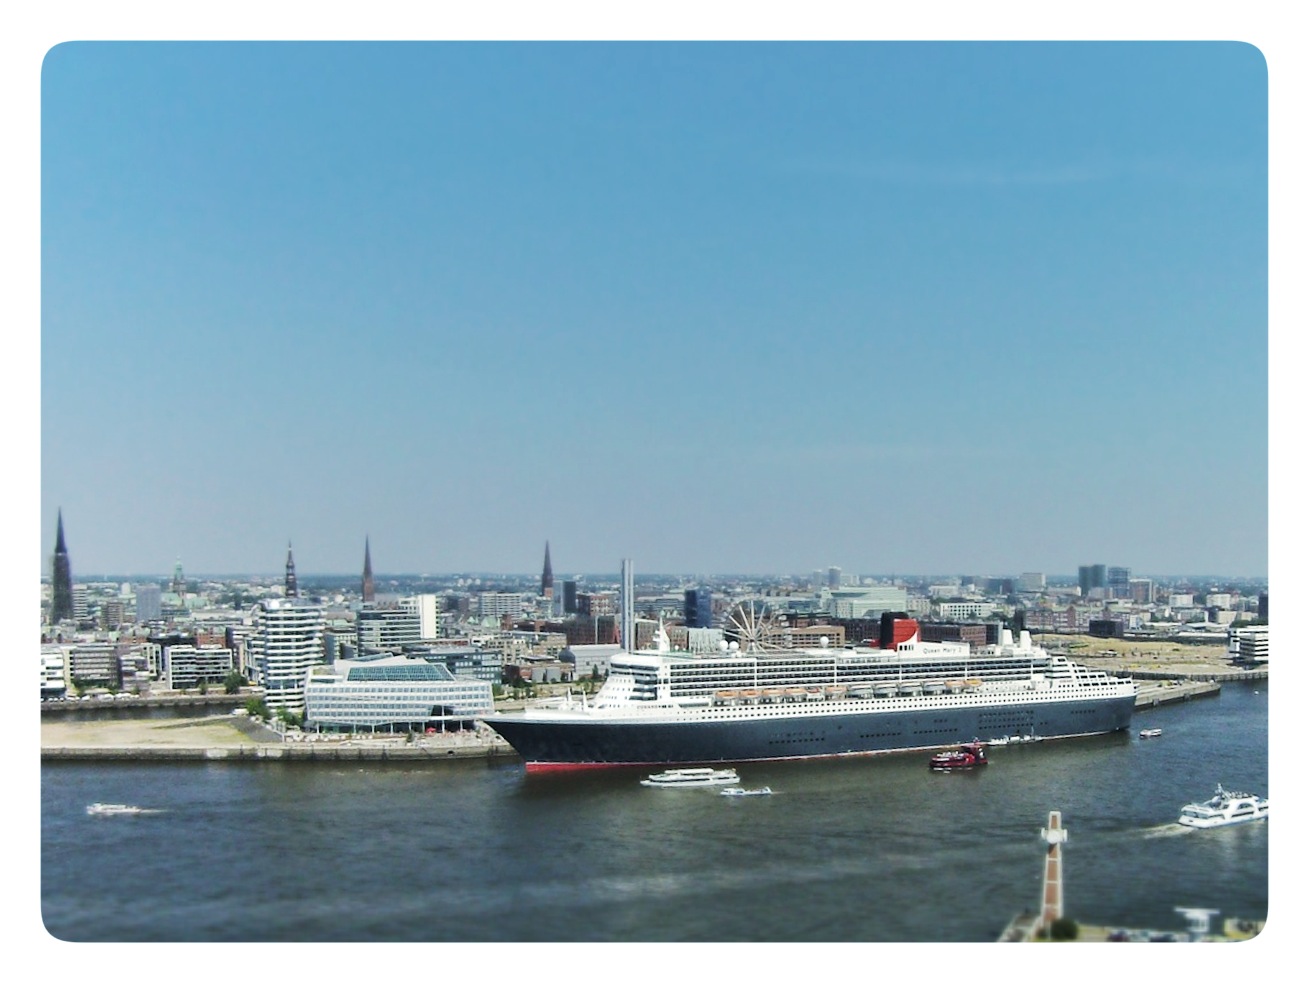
285;541;298;598
51;509;73;623
362;536;375;603
541;540;554;599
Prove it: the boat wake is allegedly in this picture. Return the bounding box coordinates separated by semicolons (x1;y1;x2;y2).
1141;822;1192;839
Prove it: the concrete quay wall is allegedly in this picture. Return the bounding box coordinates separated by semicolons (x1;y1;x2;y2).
42;742;519;763
1134;679;1219;709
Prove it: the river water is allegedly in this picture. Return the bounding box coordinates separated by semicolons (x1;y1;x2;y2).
40;683;1269;943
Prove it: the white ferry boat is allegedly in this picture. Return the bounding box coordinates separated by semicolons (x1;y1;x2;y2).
486;616;1137;772
721;786;772;797
1177;784;1269;828
640;767;740;788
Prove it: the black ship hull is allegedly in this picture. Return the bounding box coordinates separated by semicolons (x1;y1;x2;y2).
485;693;1136;771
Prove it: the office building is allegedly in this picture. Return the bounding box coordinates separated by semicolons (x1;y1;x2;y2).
41;645;67;699
477;592;525;618
164;645;235;690
1078;565;1106;596
135;583;163;622
1018;572;1046;593
356;604;422;654
67;642;121;690
304;654;494;733
684;587;714;629
399;593;441;640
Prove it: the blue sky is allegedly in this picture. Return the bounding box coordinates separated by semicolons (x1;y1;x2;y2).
39;41;1269;578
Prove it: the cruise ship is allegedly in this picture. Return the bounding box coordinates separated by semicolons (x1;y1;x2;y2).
484;617;1138;772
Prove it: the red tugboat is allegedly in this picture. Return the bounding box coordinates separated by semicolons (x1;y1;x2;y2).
928;741;988;771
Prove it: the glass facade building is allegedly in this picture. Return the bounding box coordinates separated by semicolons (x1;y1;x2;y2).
304;654;494;732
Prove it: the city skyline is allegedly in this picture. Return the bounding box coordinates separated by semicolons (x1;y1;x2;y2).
39;40;1271;579
39;511;1268;585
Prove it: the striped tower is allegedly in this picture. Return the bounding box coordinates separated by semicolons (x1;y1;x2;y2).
1039;811;1067;928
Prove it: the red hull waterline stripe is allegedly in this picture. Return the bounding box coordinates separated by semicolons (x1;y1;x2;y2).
520;747;942;773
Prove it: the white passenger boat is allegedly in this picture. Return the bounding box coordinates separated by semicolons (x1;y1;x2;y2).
86;803;148;816
640;767;740;788
721;786;772;797
1177;784;1269;828
1139;728;1163;739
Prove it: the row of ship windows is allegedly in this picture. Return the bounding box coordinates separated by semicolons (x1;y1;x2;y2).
648;695;1057;716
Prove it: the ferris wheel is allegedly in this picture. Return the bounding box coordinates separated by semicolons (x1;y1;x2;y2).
725;600;788;653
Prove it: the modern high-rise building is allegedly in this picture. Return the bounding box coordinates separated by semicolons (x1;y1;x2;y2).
541;542;554;600
684;588;714;629
134;583;163;623
284;542;299;598
827;566;842;589
246;598;324;712
1107;566;1131;598
399;593;441;640
563;580;578;614
50;510;74;623
1078;564;1106;596
1129;579;1154;605
1018;572;1046;593
362;537;375;603
478;592;526;618
356;604;422;654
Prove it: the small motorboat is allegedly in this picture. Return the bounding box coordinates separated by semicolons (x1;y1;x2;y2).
641;767;740;788
721;786;772;797
1177;784;1268;828
929;742;988;770
86;803;148;816
1139;728;1163;739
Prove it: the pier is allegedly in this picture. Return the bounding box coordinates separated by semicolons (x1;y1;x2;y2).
998;810;1265;942
1134;679;1220;709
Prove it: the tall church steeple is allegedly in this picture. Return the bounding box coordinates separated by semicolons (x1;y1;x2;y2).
362;536;375;603
285;541;299;598
541;541;554;600
51;509;73;623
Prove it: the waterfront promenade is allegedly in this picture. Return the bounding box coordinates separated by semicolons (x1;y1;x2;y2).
41;712;516;762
